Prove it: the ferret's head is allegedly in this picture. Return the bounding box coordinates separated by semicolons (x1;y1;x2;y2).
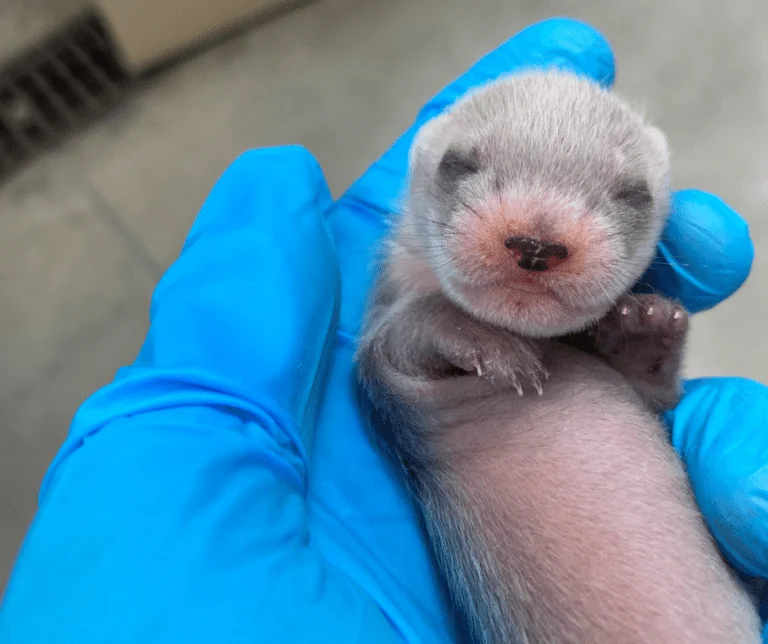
405;70;671;337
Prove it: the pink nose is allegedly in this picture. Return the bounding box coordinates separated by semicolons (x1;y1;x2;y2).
504;236;569;272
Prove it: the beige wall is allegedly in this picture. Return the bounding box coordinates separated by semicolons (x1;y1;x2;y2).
96;0;294;72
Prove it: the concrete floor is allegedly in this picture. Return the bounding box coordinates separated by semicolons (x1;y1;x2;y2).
1;0;767;587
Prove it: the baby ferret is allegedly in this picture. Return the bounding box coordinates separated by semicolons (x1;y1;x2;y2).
355;70;762;644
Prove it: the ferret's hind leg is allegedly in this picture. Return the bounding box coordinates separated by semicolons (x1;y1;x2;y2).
593;293;688;411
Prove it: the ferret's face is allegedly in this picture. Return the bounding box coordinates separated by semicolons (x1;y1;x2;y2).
406;71;671;337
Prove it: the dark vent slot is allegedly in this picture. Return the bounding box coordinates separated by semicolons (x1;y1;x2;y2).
58;45;105;97
74;19;127;85
0;121;22;160
16;75;61;126
0;10;132;181
37;61;86;110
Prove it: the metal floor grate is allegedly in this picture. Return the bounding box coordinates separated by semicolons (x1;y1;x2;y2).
0;10;131;179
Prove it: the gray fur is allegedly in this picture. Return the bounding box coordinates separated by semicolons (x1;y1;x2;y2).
356;70;761;643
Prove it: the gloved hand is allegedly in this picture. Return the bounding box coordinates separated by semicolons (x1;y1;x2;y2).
1;17;767;644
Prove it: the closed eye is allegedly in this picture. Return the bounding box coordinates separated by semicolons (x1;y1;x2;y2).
438;147;480;183
613;179;653;210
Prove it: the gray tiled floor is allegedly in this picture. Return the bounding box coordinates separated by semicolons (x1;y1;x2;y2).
2;0;768;586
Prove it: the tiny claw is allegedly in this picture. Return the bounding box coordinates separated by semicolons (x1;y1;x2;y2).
645;306;654;316
528;369;544;396
475;360;484;377
673;309;682;320
620;306;629;315
513;379;523;396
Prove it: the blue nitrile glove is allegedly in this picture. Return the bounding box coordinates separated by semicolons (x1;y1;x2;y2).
1;16;767;644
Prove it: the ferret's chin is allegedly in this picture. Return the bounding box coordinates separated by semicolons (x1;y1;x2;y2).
445;279;607;338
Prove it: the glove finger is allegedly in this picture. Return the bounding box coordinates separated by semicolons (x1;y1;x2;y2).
328;17;616;338
146;145;339;446
44;146;339;496
637;189;754;313
664;377;768;578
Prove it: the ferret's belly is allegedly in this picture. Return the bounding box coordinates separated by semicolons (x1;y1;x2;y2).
419;345;760;643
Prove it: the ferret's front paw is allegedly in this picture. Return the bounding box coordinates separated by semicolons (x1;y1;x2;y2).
595;294;688;365
438;328;548;395
593;294;689;410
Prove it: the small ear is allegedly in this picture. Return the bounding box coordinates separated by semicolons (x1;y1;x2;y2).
646;125;670;165
645;124;672;203
408;113;448;173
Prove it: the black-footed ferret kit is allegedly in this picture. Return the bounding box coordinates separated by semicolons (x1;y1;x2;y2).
355;70;762;643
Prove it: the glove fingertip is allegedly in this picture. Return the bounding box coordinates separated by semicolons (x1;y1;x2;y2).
185;145;333;249
419;17;615;123
641;189;754;313
508;17;616;85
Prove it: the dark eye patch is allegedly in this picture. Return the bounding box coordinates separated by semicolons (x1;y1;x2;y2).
437;147;480;183
613;179;653;210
